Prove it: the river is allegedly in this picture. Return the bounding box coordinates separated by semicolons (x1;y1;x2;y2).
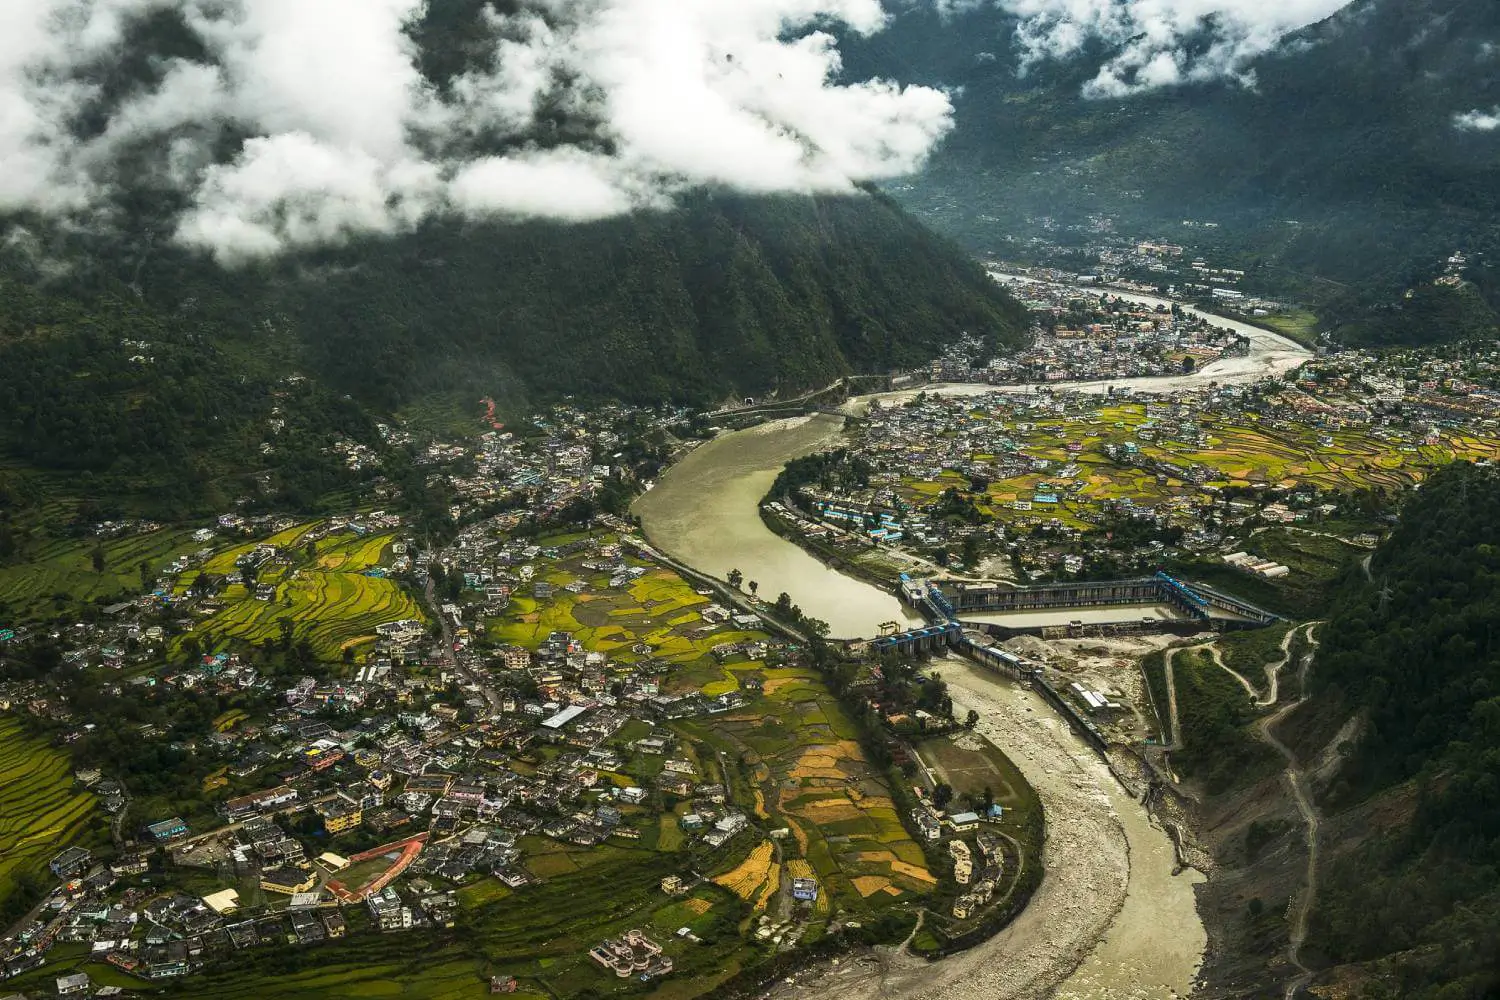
631;288;1311;999
633;414;925;638
635;281;1313;641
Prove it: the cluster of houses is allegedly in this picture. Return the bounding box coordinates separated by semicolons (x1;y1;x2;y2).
932;283;1249;385
1;539;792;991
765;349;1500;582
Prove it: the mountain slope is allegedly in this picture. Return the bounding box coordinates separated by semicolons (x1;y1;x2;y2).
1275;462;1500;997
0;189;1026;527
845;0;1500;341
108;191;1028;412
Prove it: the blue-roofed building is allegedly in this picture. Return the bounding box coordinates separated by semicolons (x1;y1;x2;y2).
145;817;189;842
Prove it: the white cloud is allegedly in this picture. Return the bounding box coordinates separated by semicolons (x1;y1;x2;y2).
449;151;638;222
998;0;1348;96
0;0;956;263
1455;107;1500;132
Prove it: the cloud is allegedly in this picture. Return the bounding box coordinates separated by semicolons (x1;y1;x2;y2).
0;0;955;263
996;0;1348;96
1455;107;1500;132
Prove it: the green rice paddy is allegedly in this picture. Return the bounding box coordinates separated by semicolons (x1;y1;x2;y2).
0;717;98;910
180;526;423;662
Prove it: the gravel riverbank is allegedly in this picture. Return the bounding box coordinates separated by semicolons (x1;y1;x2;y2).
766;656;1203;1000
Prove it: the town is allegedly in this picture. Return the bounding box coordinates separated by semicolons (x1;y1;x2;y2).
0;401;1036;997
762;338;1500;586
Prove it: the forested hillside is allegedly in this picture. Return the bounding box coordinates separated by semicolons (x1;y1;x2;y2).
1299;461;1500;997
842;0;1500;343
0;187;1024;531
128;191;1029;412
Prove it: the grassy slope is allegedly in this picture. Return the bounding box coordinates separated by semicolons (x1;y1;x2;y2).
0;718;98;912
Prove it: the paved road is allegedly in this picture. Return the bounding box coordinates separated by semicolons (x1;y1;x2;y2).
424;570;503;715
172;793;338;850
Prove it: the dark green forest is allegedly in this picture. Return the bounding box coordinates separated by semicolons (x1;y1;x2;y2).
137;191;1029;412
0;189;1026;525
1305;461;1500;997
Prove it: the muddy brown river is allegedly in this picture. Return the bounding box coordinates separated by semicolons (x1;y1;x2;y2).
633;291;1308;998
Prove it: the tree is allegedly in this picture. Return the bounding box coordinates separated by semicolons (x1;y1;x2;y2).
727;568;743;590
138;560;152;591
965;709;980;729
932;782;954;810
1180;355;1197;373
91;544;106;574
748;580;758;597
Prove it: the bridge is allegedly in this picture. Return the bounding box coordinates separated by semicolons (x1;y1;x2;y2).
705;374;902;424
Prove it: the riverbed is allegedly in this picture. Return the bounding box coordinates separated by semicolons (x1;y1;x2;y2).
760;658;1205;1000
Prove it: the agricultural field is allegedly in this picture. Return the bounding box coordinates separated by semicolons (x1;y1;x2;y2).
489;542;771;693
917;734;1043;844
179;526;422;662
0;526;201;620
0;717;98;912
677;663;937;922
893;401;1500;534
18;839;747;1000
481;538;934;980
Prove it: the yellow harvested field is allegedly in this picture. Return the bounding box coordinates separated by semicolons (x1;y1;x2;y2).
882;885;903;897
787;820;809;856
684;897;712;916
754;865;781;913
797;754;842;770
715;841;776;900
804;799;862;823
785;859;815;881
789;743;860;780
852;876;893;898
752;787;769;821
891;860;936;884
857;850;899;865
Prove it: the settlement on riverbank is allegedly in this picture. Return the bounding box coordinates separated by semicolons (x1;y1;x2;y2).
632;286;1312;999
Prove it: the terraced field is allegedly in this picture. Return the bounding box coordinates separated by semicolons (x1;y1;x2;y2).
678;664;937;922
183;530;422;662
0;527;200;619
897;401;1500;534
490;547;771;680
0;718;97;910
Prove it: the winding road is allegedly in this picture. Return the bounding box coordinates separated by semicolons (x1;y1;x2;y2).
1157;621;1326;997
1179;623;1325;999
1256;624;1324;1000
1209;623;1308;709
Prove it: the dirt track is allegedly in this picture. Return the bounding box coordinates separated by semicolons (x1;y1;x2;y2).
1254;625;1324;999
